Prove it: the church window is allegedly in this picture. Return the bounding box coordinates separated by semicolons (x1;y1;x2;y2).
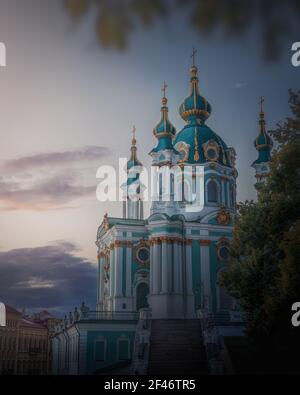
207;148;217;160
170;173;174;200
159;173;163;200
118;339;130;360
159;154;165;162
136;247;150;265
218;245;230;261
192;168;196;194
207;180;219;203
217;238;230;261
94;339;106;361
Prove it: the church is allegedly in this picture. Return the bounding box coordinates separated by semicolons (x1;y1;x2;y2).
52;52;272;375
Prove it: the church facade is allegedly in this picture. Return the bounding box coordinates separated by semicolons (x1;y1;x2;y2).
52;55;272;375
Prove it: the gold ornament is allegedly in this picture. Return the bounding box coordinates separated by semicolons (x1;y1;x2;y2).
194;128;200;162
102;213;109;231
217;205;231;225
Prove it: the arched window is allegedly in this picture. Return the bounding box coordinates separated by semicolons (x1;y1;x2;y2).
170;173;174;201
159;154;165;162
207;180;218;203
159;173;163;200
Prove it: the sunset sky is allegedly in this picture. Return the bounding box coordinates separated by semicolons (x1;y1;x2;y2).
0;0;299;315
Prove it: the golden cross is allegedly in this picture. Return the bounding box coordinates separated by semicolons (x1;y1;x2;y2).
162;81;167;98
191;47;197;67
259;96;264;113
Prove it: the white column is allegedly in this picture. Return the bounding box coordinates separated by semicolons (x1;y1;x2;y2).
200;240;211;306
168;241;173;293
185;241;193;295
123;200;126;219
178;241;183;294
150;243;154;294
134;200;138;219
98;254;104;306
114;245;123;297
109;250;114;299
152;241;161;294
173;241;180;293
97;254;100;303
126;245;132;297
139;199;144;220
161;240;168;294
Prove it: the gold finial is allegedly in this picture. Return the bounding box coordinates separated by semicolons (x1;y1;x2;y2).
162;81;167;98
132;125;136;146
258;97;266;134
161;81;168;106
259;96;265;114
191;47;197;68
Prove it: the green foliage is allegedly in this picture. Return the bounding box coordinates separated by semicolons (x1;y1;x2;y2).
220;91;300;371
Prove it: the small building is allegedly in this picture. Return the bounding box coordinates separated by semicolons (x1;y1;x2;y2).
0;305;60;375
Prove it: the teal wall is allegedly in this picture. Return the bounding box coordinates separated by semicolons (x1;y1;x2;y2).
132;232;148;238
150;226;181;234
86;329;136;374
190;229;233;313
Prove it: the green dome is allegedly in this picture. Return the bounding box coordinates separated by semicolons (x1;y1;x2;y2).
254;129;273;149
173;123;231;166
150;90;178;155
126;128;143;186
179;66;211;124
175;61;231;167
252;104;273;165
153;96;176;138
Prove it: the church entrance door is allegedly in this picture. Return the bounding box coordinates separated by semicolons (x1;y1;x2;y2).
136;283;149;310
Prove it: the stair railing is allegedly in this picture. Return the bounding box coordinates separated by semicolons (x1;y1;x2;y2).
131;308;152;375
197;306;225;375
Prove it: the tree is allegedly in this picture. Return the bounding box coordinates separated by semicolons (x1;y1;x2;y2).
220;90;300;373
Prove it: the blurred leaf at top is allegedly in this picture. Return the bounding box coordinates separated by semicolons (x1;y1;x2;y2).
64;0;300;60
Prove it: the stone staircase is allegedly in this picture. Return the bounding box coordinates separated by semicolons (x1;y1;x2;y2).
148;319;209;375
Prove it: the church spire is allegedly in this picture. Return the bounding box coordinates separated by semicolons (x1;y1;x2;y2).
252;97;273;187
129;125;141;165
189;47;200;96
259;96;266;134
128;125;142;167
254;97;273;158
151;82;177;154
122;126;144;220
179;49;211;124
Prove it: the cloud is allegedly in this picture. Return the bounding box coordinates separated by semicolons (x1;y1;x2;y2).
0;146;111;210
0;242;97;316
0;174;95;210
234;82;248;89
0;146;111;174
